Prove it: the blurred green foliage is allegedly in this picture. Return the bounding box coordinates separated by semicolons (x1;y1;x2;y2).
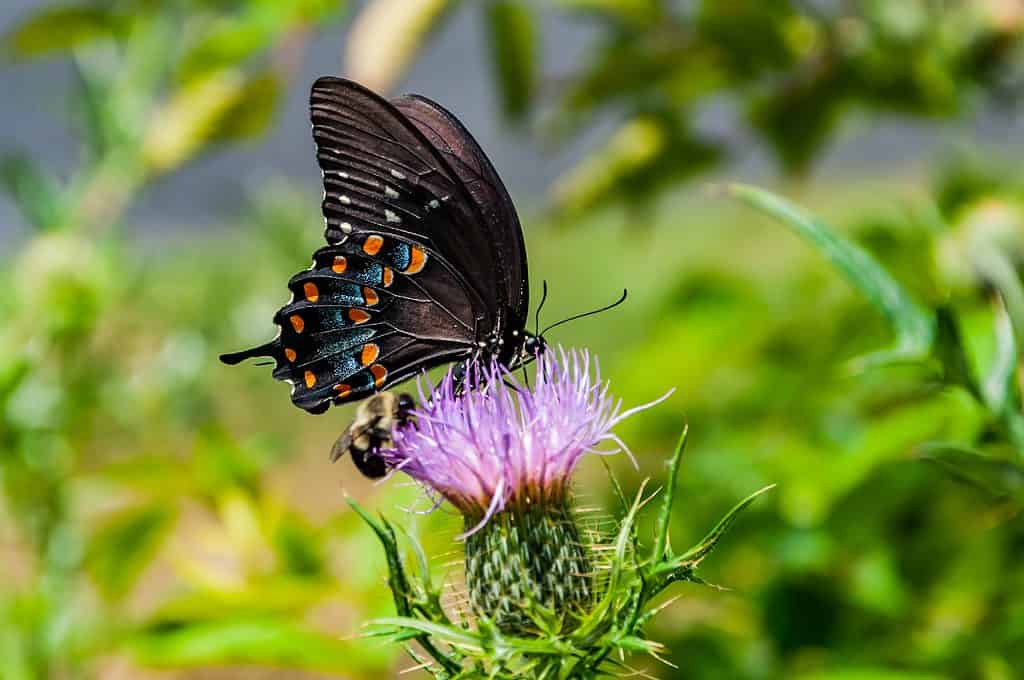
345;0;1023;216
2;1;1024;679
545;0;1024;216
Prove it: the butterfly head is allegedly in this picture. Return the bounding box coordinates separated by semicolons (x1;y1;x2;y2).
501;328;546;372
521;332;547;360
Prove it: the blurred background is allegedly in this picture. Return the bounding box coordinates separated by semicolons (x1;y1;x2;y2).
1;1;1023;678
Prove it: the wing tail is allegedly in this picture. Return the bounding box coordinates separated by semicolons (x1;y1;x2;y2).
220;341;279;365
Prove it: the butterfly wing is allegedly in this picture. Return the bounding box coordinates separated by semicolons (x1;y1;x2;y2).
222;77;514;413
221;243;473;413
312;78;507;322
393;94;529;330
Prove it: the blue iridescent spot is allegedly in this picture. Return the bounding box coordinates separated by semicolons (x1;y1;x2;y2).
328;354;360;380
333;282;364;306
349;262;384;286
387;243;411;271
308;328;375;362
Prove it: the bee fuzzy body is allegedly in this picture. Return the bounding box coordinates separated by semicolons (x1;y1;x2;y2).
330;392;414;479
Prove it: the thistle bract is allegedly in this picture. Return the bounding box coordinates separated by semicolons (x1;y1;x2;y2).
384;348;665;632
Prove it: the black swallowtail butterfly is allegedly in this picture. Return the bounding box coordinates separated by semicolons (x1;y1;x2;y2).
221;77;545;415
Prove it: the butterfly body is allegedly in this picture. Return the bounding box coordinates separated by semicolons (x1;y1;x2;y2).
221;77;542;414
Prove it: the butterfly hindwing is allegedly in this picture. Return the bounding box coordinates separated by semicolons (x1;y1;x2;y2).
221;239;476;412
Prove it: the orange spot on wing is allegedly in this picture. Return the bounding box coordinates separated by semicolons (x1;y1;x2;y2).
289;314;305;333
304;370;316;388
284;348;297;362
332;255;347;274
363;287;379;306
361;343;380;365
363;235;384;255
303;282;319;302
370;364;387;388
334;384;352;399
348;309;370;324
382;267;394;287
404;246;426;274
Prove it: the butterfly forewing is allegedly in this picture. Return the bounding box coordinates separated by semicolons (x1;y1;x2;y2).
310;79;505;322
394;94;529;327
222;77;531;415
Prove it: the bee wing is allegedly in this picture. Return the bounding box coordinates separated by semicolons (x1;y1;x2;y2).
329;430;356;463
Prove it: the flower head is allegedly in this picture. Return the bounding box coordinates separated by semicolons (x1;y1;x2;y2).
381;347;669;632
385;347;669;535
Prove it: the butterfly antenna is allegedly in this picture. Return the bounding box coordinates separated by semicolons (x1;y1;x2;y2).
540;289;628;337
534;280;549;337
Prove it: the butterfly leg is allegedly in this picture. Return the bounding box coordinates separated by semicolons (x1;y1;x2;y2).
452;360;468;395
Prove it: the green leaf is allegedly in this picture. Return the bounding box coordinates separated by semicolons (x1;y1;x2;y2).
142;71;281;174
347;498;461;675
177;1;347;83
346;499;412;617
4;6;120;57
177;21;271;84
272;514;326;579
728;184;935;365
147;578;336;624
0;153;68;232
615;634;661;654
213;74;282;143
369;617;485;652
129;619;390;673
933;306;981;400
553;113;721;218
669;484;775;570
920;443;1024;503
795;669;948;680
554;117;665;215
86;503;175;600
345;0;458;93
748;71;847;176
982;295;1021;417
651;423;687;563
486;0;538;120
555;0;663;25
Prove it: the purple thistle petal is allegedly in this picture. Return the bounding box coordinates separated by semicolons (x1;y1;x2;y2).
383;347;672;536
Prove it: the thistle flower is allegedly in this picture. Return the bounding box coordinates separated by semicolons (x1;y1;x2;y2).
354;348;770;677
382;347;669;633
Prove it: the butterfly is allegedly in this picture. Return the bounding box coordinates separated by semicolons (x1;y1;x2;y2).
220;77;546;414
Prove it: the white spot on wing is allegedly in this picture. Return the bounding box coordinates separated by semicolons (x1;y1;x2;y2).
340;222;353;234
340;195;351;205
384;186;399;199
427;199;440;210
385;209;401;224
390;169;406;180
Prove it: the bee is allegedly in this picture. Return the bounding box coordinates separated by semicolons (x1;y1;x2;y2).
329;392;415;479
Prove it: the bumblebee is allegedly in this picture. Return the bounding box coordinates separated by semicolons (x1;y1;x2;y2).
330;392;415;478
